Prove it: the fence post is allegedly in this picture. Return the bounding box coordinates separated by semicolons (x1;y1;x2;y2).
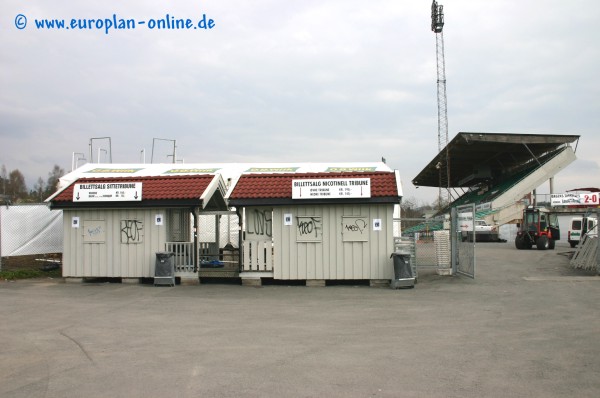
597;210;600;275
451;206;457;275
0;205;3;271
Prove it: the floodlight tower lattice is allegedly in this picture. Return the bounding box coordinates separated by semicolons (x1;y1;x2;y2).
431;1;451;208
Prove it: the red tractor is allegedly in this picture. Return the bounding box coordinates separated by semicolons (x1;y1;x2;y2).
515;207;560;250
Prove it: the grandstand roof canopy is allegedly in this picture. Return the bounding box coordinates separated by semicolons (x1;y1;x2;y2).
412;132;580;188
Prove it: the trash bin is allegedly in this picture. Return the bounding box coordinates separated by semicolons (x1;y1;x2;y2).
390;251;414;289
154;252;175;286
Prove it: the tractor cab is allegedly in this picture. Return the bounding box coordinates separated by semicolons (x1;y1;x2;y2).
515;206;560;250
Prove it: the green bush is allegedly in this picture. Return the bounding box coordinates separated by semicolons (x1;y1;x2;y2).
0;268;61;280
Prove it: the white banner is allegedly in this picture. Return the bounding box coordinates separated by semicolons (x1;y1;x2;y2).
292;178;371;199
0;204;63;256
551;193;600;206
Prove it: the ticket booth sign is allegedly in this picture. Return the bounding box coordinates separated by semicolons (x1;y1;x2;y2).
73;182;143;202
292;178;371;199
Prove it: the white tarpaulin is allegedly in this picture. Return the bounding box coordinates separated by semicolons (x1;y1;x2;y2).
0;204;63;256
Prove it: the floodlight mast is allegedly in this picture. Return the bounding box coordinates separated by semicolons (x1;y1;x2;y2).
151;138;177;164
89;137;112;164
71;152;86;171
431;1;451;209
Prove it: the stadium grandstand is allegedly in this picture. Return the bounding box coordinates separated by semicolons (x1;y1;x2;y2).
406;132;580;235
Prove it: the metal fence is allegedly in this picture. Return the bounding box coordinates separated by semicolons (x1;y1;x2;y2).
569;209;600;273
393;217;442;269
197;212;240;248
395;212;477;278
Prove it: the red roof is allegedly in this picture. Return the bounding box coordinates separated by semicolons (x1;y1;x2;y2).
229;172;398;200
52;175;216;202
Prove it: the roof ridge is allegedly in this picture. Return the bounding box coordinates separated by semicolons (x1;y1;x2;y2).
73;174;213;181
242;171;394;177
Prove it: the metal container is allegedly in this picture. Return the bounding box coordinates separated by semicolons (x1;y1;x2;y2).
390;251;414;289
154;252;175;286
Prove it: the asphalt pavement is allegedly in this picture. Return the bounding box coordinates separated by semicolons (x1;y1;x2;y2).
1;242;599;398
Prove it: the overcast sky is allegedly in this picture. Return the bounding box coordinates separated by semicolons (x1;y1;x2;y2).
1;0;599;204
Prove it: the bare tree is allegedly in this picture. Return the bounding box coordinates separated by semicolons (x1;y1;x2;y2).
33;177;45;202
44;164;65;198
1;165;6;195
8;169;27;201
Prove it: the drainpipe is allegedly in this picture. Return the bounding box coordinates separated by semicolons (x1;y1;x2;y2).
192;207;198;273
215;214;221;256
236;207;243;273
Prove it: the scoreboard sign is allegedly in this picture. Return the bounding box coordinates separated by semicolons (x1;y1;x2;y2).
551;193;599;206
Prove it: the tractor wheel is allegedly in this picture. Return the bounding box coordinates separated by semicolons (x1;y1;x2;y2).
536;235;549;250
549;239;556;250
515;236;525;250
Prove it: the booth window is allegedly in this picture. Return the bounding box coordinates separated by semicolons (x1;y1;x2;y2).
83;220;106;243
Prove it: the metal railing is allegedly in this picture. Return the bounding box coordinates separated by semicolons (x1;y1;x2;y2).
165;242;194;273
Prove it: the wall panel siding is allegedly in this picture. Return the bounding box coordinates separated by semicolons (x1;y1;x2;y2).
323;207;333;279
272;204;394;280
62;208;167;278
272;209;284;279
334;207;345;279
346;242;354;278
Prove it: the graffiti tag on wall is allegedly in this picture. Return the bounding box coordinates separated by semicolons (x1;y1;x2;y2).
83;220;106;243
246;208;272;241
87;225;103;237
296;216;322;242
342;216;369;242
121;220;144;244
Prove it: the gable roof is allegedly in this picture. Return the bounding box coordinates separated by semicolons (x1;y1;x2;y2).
48;175;227;210
228;171;401;206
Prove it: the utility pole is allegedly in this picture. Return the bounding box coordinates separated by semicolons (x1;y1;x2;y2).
431;1;451;209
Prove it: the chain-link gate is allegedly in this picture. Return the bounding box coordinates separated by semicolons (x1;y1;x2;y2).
452;204;475;278
395;216;451;282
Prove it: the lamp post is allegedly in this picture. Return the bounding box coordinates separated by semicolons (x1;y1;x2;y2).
97;148;107;163
71;152;87;171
